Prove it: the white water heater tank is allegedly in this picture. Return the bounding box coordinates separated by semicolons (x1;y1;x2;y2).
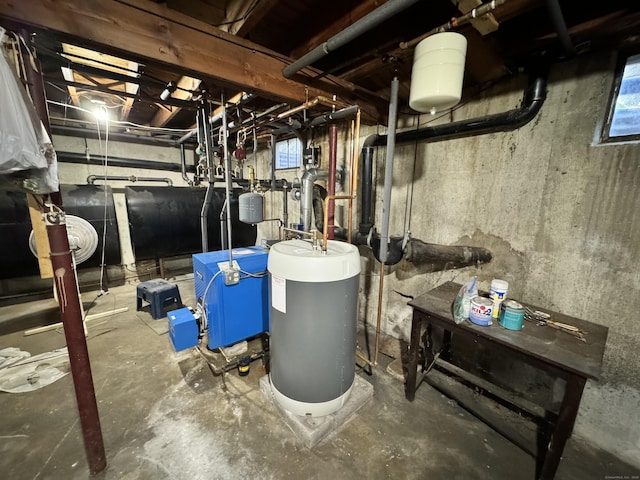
409;32;467;114
268;239;361;417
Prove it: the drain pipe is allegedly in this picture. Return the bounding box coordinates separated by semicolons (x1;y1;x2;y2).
283;0;419;78
379;77;400;264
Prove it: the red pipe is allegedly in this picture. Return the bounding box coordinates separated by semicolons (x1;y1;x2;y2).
47;222;107;474
327;125;338;240
19;27;106;474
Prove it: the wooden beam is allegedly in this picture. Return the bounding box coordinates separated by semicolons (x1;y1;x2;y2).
26;195;53;279
231;0;279;37
166;0;226;26
61;67;81;107
150;75;201;126
289;0;387;59
451;0;499;35
0;0;330;105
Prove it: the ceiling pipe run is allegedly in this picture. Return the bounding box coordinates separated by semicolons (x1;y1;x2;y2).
283;0;420;79
52;125;187;147
178;93;255;144
57;151;194;173
372;69;548;147
86;175;173;186
544;0;575;59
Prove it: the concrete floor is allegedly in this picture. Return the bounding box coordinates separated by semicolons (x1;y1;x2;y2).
0;275;637;480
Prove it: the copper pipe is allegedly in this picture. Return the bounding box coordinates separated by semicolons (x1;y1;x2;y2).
374;263;386;365
322;194;354;252
47;221;106;474
276;96;350;120
356;349;375;367
399;0;507;50
306;106;360;251
347;111;361;240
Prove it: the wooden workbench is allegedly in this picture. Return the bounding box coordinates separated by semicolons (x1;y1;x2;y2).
405;281;608;480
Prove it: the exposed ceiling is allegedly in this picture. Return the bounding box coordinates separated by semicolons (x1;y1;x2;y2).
1;0;639;143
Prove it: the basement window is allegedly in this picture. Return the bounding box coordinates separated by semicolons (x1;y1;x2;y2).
601;51;640;143
275;137;302;169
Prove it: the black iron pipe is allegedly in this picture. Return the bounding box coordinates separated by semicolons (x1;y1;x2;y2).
52;125;189;147
307;105;359;127
372;70;548;146
356;70;548;265
270;133;277;191
57;151;195;173
544;0;575;60
47;222;106;474
405;238;492;266
360;146;375;234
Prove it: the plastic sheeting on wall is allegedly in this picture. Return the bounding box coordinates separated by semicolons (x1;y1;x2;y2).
0;42;58;194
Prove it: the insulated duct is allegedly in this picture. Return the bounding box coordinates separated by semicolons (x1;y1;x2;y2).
300;168;328;232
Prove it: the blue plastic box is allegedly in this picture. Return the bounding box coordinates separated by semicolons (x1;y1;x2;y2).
192;246;269;349
168;307;199;352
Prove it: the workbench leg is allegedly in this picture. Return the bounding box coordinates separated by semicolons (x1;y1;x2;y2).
441;329;452;362
405;312;421;401
538;375;586;480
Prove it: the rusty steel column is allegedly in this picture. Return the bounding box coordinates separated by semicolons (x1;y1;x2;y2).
47;219;107;474
327;125;338;240
17;27;106;475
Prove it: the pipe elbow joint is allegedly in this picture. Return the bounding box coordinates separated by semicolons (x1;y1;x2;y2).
370;235;405;266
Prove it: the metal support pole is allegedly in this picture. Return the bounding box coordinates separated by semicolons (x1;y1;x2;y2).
379;77;399;264
327;125;338;240
19;27;105;474
47;219;106;474
221;92;234;264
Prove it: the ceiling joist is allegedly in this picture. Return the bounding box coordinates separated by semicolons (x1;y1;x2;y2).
0;0;375;114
